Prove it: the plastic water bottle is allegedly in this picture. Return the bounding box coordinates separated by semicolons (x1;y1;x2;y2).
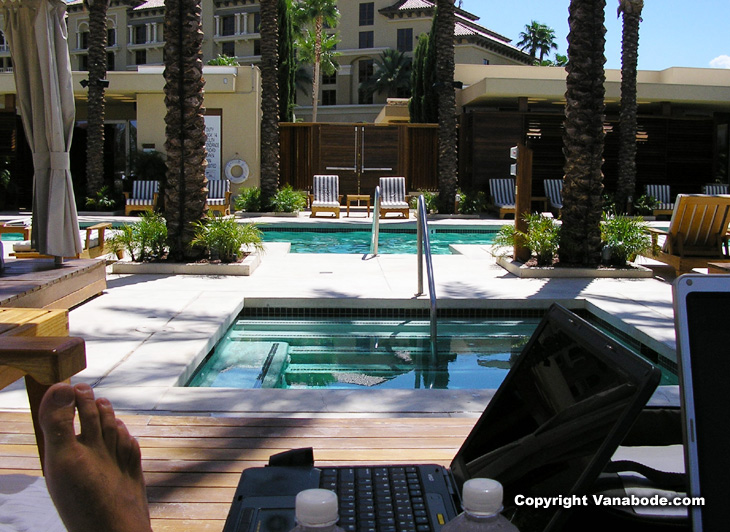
441;479;519;532
289;489;346;532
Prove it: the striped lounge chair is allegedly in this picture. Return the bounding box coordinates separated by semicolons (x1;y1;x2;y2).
206;179;232;215
645;184;674;217
124;180;160;215
489;178;516;219
702;183;729;195
310;175;342;218
543;179;563;213
379;177;410;218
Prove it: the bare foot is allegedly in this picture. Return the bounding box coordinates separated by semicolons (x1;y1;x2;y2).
39;382;153;532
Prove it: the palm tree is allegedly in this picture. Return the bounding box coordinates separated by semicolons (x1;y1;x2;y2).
559;0;607;266
84;0;109;199
615;0;644;214
278;0;296;122
162;0;207;261
260;0;280;209
292;0;339;122
296;30;340;105
517;21;559;62
435;0;457;214
360;49;412;99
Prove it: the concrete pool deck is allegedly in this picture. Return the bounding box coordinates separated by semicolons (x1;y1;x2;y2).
0;213;682;417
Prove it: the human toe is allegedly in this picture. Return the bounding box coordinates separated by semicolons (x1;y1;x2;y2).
74;383;103;444
39;383;78;449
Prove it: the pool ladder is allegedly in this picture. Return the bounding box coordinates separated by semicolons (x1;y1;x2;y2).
369;186;381;256
415;195;438;359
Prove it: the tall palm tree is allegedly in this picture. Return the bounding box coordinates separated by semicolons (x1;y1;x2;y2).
435;0;457;214
615;0;644;214
163;0;207;261
84;0;109;199
360;49;412;99
559;0;607;266
292;0;339;122
517;21;558;62
260;0;280;209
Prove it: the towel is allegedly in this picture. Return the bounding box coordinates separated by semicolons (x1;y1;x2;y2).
0;475;66;532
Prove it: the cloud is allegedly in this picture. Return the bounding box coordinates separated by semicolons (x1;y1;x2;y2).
709;55;730;68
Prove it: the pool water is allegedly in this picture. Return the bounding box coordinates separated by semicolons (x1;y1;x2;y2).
187;317;539;390
260;228;498;254
0;234;24;241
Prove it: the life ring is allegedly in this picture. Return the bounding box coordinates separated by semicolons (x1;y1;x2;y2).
224;159;250;184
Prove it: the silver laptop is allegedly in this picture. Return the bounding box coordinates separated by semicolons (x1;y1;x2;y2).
673;274;730;531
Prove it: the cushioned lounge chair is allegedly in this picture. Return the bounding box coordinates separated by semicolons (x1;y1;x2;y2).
0;220;31;240
310;175;342;218
11;223;113;259
206;179;232;215
379;177;410;218
544;179;563;213
643;194;730;275
702;183;729;195
645;184;674;217
489;178;516;219
124;180;159;215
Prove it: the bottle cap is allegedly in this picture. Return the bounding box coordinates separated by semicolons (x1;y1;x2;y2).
295;489;339;527
462;478;503;516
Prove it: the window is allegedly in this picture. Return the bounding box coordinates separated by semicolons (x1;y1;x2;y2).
397;28;413;52
322;72;336;85
322;90;336;106
358;59;374;104
107;28;116;46
221;15;236;36
135;49;146;65
359;31;374;49
254;13;261;33
79;54;89;71
134;25;146;45
359;2;374;26
107;52;115;71
79;30;89;49
483;58;490;65
253;39;261;56
221;41;235;57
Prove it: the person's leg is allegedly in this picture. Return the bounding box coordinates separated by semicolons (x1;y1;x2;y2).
39;382;153;532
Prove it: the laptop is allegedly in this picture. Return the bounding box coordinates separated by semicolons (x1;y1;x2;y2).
223;303;661;532
673;274;730;531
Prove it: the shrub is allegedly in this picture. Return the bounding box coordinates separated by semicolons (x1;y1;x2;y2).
191;213;264;262
271;184;307;213
234;187;262;212
409;190;438;213
85;185;118;211
601;213;651;267
108;211;168;262
457;189;489;215
492;213;560;266
633;194;658;216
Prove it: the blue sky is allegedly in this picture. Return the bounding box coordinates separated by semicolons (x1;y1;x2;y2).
461;0;730;70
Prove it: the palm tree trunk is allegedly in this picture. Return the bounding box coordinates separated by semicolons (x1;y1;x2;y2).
260;0;280;207
615;0;643;214
435;0;457;214
85;0;108;198
163;0;207;261
311;16;323;123
560;0;606;266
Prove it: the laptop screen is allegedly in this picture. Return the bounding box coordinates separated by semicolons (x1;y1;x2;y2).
450;304;660;532
674;274;730;531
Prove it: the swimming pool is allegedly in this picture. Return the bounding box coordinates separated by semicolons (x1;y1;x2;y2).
260;226;499;254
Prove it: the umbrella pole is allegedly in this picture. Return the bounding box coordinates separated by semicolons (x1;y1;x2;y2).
54;256;63;268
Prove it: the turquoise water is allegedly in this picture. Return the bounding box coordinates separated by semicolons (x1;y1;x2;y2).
261;228;498;254
0;233;24;241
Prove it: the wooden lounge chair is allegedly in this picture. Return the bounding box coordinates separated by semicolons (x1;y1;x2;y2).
310;175;342;218
124;180;160;215
645;184;674;217
0;220;31;240
644;194;730;275
702;183;729;195
206;179;232;215
543;179;563;213
489;178;516;219
11;222;112;259
379;177;410;218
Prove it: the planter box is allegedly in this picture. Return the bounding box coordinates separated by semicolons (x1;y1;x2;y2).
111;251;261;276
496;255;653;279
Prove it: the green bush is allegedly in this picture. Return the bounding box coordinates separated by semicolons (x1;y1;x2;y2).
601;213;650;267
271;184;307;213
234;187;262;212
633;194;658;216
109;211;168;262
191;213;264;262
492;213;560;266
409;190;438;213
85;185;118;211
457;189;489;215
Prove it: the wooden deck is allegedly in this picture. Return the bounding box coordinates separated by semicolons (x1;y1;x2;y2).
0;410;476;532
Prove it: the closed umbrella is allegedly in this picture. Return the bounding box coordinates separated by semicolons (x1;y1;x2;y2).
1;0;82;259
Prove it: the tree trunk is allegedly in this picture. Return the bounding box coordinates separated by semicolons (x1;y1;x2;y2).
560;0;606;266
260;0;280;208
435;0;457;214
615;0;643;214
163;0;207;261
85;0;108;199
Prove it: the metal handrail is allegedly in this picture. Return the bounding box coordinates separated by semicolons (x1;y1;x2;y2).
416;195;437;357
369;186;381;256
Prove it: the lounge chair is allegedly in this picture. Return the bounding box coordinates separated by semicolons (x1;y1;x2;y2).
489;178;516;219
310;175;342;218
11;222;113;259
543;179;563;213
124;180;160;215
0;220;31;240
702;183;729;195
643;194;730;275
206;179;232;215
379;177;410;218
645;184;674;217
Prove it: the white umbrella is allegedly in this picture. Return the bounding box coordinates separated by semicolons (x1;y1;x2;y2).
1;0;82;259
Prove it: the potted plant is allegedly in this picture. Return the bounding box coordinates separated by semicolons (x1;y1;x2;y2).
600;213;651;267
493;213;561;266
108;211;168;262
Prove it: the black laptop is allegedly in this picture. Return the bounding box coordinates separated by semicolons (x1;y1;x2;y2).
223;304;661;532
673;274;730;531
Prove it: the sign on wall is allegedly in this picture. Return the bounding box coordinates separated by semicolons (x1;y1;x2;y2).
205;112;222;180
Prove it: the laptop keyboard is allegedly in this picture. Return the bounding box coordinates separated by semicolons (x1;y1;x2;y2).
319;466;433;532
